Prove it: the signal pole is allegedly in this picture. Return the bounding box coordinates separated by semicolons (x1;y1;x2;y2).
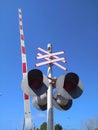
47;44;54;130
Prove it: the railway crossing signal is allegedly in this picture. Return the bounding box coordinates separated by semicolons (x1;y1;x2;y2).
18;8;83;130
21;43;83;130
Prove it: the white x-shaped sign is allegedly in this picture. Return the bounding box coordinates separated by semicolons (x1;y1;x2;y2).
35;47;67;71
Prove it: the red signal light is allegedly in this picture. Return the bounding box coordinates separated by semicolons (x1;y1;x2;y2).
64;82;76;92
63;72;79;92
28;69;43;90
30;79;42;89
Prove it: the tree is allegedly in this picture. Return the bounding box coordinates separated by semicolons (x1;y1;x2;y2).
40;122;47;130
36;128;39;130
85;116;98;130
39;122;63;130
95;128;98;130
55;124;63;130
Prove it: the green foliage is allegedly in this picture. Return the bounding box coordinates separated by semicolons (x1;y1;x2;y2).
36;128;39;130
40;122;47;130
37;122;63;130
55;124;63;130
94;128;98;130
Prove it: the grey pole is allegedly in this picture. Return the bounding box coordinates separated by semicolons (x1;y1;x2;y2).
47;44;54;130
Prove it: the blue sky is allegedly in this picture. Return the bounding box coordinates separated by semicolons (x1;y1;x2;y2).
0;0;98;129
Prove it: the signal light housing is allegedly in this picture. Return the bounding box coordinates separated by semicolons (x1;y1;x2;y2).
21;69;49;97
21;69;49;111
32;93;47;111
28;69;43;90
64;72;79;92
53;92;72;110
56;72;83;99
21;69;83;111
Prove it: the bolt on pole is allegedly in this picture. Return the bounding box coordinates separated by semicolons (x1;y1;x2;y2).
47;44;54;130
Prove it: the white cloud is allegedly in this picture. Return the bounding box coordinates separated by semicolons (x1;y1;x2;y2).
32;112;47;121
37;112;46;118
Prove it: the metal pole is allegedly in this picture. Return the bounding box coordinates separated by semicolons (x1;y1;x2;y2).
22;118;25;130
47;44;54;130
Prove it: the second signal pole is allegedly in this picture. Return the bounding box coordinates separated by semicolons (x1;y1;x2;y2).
47;44;54;130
